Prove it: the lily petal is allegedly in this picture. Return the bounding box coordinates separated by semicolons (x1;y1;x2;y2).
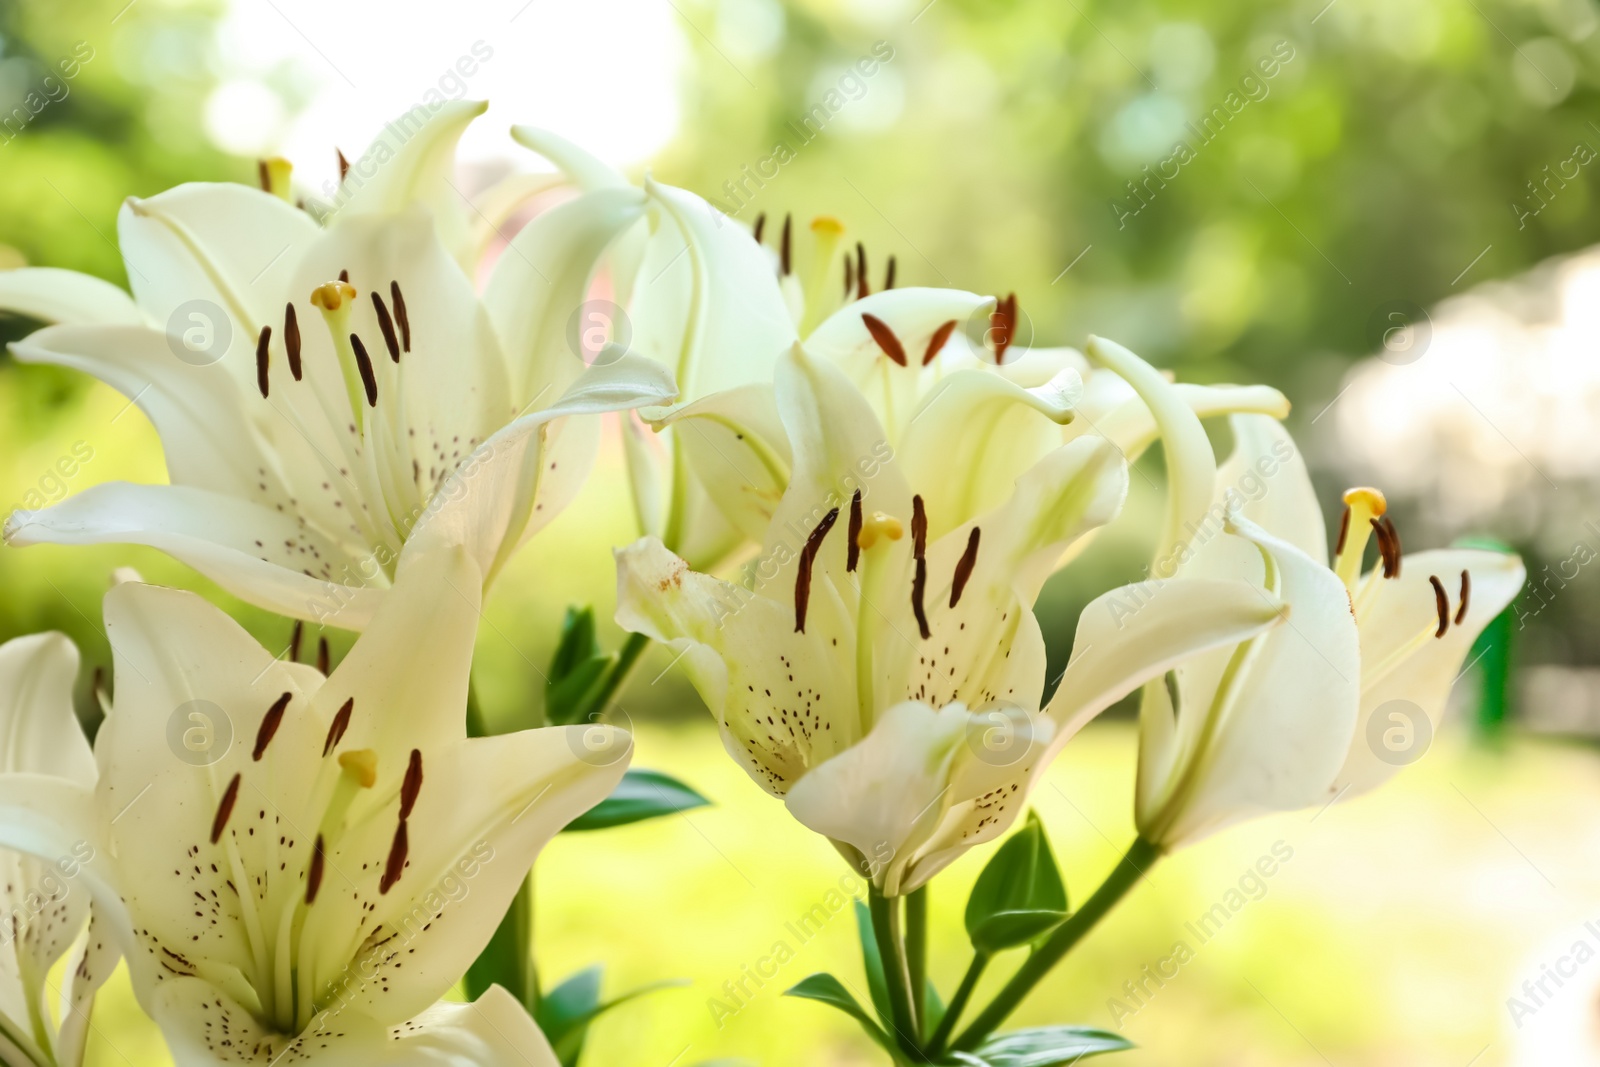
1218;414;1326;563
0;266;142;327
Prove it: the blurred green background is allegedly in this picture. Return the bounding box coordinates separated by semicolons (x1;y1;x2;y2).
3;0;1599;1063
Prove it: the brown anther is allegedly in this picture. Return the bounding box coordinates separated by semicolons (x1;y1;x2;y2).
794;507;841;633
289;620;303;662
950;527;981;608
861;313;907;367
390;281;411;351
337;150;350;183
1369;518;1398;580
991;293;1017;363
284;302;302;381
883;255;897;291
253;691;292;761
856;242;869;300
372;291;401;363
211;773;242;844
350;333;378;407
257;160;271;192
923;320;958;366
400;749;423;819
1380;515;1402;578
316;636;330;676
1335;505;1351;555
844;251;855;298
1456;570;1471;626
1428;575;1450;638
911;495;931;639
323;697;353;756
306;834;326;904
780;213;792;277
847;489;863;573
255;326;271;398
752;212;766;245
379;819;409;895
338;269;350;284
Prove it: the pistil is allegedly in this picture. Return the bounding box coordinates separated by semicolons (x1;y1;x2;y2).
1333;487;1387;593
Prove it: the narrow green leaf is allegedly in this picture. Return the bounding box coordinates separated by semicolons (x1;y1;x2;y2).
853;898;894;1029
967;1025;1133;1066
537;966;689;1066
463;874;531;1005
965;811;1068;953
562;768;711;832
784;973;899;1056
546;606;612;726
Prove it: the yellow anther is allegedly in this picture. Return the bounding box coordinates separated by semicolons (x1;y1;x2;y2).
310;281;357;313
1341;486;1387;517
856;512;904;552
337;748;378;788
260;157;293;202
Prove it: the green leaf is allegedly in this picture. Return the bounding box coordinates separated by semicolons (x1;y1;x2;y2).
463;875;531;1004
965;811;1068;954
853;898;894;1029
562;768;711;832
958;1025;1133;1066
546;606;613;726
536;965;690;1067
784;973;899;1056
923;976;947;1040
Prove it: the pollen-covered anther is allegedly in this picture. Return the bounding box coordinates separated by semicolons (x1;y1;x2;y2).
399;749;423;819
856;242;869;300
780;213;793;276
861;313;907;367
991;293;1018;363
847;489;863;572
211;773;242;844
390;280;411;351
1456;569;1471;625
923;320;958;366
252;691;292;761
1368;517;1401;580
350;333;379;407
379;820;409;895
372;291;402;363
284;302;302;381
752;212;767;245
1379;515;1402;578
1428;575;1450;638
337;748;378;788
323;697;354;756
255;326;272;398
951;527;981;608
306;834;326;904
794;507;841;633
316;636;330;676
911;495;931;639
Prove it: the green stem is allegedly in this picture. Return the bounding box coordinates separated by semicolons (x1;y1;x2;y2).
869;889;921;1059
466;873;534;1007
951;837;1161;1051
904;887;928;1039
576;631;651;724
465;679;491;739
927;952;988;1055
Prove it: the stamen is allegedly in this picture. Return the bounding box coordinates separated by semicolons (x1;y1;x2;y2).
1428;575;1450;638
1380;515;1402;578
847;489;863;572
1368;518;1397;579
338;748;378;788
1456;569;1471;625
780;213;792;277
883;255;897;291
379;820;408;895
211;773;242;844
390;281;411;352
1335;506;1350;555
950;527;981;608
255;326;271;398
372;291;401;363
289;620;303;662
306;834;325;904
991;293;1017;363
923;320;958;366
856;242;869;300
316;636;330;676
1333;487;1388;592
861;313;907;366
844;251;854;298
337;149;351;183
338;269;350;284
284;303;302;381
794;507;841;633
400;749;423;819
323;697;353;756
258;157;292;201
253;692;292;761
752;212;766;245
257;160;270;193
911;495;931;639
350;334;378;407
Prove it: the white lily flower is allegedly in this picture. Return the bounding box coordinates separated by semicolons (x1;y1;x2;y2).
1090;336;1525;848
0;102;676;629
615;342;1287;895
0;634;106;1067
0;547;624;1065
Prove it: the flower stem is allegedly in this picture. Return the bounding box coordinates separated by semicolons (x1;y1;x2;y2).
951;837;1161;1051
927;951;987;1054
869;888;922;1059
577;631;650;724
905;887;928;1039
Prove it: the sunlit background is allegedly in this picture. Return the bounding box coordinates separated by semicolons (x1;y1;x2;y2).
2;0;1598;1063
